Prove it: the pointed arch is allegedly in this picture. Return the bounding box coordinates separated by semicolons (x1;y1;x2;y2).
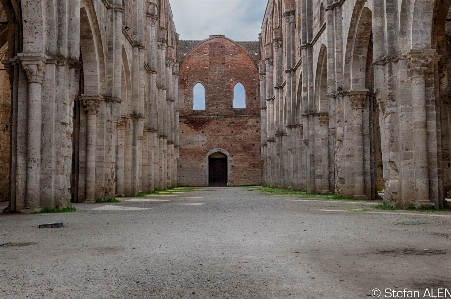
233;82;246;109
315;45;328;112
80;0;106;95
344;1;372;90
121;46;131;116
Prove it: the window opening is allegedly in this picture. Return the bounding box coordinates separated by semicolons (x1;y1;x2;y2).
193;83;206;110
233;82;245;108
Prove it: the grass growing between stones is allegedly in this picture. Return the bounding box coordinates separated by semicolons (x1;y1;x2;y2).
39;206;76;213
95;198;121;203
136;187;196;197
257;186;354;201
374;204;449;212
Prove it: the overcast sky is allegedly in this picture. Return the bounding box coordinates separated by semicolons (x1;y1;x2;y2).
170;0;268;41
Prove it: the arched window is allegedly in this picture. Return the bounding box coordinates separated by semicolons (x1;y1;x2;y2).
193;83;205;110
233;83;246;108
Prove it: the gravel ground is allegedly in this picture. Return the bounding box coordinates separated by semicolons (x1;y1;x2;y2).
0;187;450;299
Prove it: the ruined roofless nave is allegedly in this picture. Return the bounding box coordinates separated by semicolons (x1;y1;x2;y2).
0;0;450;212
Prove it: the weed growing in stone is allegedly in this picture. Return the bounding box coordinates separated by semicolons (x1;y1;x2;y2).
39;206;76;213
137;187;196;197
257;186;354;201
375;204;449;212
95;198;121;203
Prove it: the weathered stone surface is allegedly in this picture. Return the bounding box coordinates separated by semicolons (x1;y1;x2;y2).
1;0;179;212
259;0;451;208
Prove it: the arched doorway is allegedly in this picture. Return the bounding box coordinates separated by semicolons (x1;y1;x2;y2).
208;152;228;187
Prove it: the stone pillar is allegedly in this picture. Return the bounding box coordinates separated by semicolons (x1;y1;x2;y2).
350;91;367;199
407;51;434;206
21;59;45;211
83;97;100;202
318;113;330;193
116;117;127;195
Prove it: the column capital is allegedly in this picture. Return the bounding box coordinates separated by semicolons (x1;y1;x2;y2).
21;60;46;84
318;113;329;126
299;125;304;136
158;42;167;50
405;49;439;77
273;39;283;51
265;57;273;67
116;117;128;130
81;95;101;115
349;90;368;109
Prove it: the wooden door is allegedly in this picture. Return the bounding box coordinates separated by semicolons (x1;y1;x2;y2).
209;158;227;187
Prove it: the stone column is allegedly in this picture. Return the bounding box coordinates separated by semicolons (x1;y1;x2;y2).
21;59;45;211
407;51;434;206
83;97;100;202
318;114;330;193
116;117;127;195
350;91;367;199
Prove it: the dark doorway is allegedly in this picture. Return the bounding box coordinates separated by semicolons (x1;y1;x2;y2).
209;152;228;187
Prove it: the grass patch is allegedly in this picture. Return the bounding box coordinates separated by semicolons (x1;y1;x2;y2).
95;198;121;203
136;187;196;197
39;206;76;214
375;204;449;212
257;186;354;201
374;204;396;210
348;209;372;213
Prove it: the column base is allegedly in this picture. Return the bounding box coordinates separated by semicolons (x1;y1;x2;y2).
354;195;367;200
21;207;42;214
445;199;451;209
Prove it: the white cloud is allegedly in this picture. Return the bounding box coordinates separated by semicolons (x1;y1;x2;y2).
170;0;268;41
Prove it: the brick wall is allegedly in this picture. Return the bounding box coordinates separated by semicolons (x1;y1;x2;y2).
178;36;262;186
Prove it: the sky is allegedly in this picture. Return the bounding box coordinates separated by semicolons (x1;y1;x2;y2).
170;0;268;41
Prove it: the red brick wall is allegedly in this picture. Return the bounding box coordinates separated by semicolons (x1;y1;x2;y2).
178;36;262;186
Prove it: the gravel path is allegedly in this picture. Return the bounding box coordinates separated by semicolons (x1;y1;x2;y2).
1;187;450;299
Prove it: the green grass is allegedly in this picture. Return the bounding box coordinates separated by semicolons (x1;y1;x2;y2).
136;187;196;197
257;186;354;201
95;198;121;203
375;204;449;212
348;209;372;213
39;206;76;213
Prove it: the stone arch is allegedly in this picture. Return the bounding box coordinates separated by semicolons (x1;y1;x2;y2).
72;1;107;203
343;2;381;199
399;0;414;53
296;72;303;124
433;0;451;198
120;46;131;116
411;0;440;49
344;2;372;90
0;0;20;207
315;44;327;112
80;2;103;95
